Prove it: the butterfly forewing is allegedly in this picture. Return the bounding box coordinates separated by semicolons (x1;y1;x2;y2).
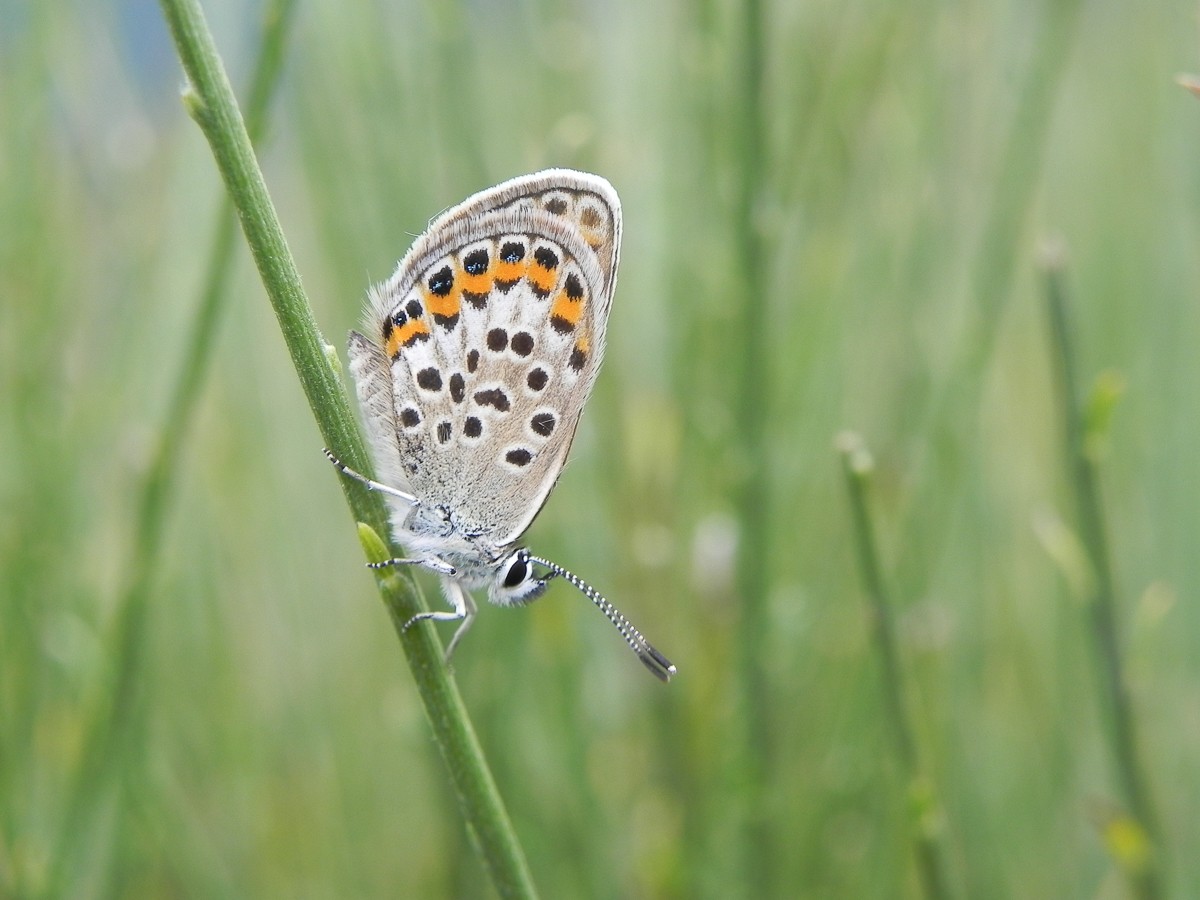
359;172;621;547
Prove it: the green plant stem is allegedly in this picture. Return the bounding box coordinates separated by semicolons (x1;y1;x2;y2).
1042;259;1162;900
155;1;536;896
51;2;296;891
731;0;773;890
838;433;954;900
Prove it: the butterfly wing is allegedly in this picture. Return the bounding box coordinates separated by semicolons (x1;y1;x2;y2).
352;170;621;549
347;329;412;496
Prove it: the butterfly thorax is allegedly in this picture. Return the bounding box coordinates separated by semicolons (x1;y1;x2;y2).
395;499;551;607
398;502;507;584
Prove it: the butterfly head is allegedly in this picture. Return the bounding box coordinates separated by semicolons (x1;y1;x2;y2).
488;548;551;607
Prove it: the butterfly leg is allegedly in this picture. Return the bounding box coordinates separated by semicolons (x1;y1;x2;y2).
368;557;457;576
402;578;477;665
324;448;416;505
327;451;456;576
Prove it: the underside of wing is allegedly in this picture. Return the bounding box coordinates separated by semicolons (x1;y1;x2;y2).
424;169;621;296
358;171;622;547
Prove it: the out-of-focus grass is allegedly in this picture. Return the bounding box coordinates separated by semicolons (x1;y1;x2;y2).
3;0;1200;897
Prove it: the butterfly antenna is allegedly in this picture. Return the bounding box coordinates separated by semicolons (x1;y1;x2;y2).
528;555;676;682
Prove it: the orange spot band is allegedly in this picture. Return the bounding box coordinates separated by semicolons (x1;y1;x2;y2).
423;286;460;320
528;263;557;294
550;291;585;327
460;271;493;295
494;258;527;284
386;319;430;357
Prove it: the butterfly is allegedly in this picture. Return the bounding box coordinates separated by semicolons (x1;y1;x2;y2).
327;169;675;681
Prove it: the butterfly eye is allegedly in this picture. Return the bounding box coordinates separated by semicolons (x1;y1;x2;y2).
503;555;528;588
490;550;548;607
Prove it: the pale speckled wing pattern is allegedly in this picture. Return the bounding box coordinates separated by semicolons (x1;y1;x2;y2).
348;170;621;549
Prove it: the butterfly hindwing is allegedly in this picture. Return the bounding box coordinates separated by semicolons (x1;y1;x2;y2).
360;171;621;547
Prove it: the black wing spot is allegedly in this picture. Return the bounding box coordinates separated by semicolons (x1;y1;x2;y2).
527;368;548;391
487;328;509;352
530;412;556;437
474;388;511;411
511;332;534;356
427;266;453;296
463;247;489;275
505;448;533;467
416;367;443;391
501;241;526;263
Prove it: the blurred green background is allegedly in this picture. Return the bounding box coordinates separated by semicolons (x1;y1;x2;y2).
4;0;1200;896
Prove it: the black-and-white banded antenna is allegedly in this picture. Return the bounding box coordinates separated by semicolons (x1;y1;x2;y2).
528;555;676;682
